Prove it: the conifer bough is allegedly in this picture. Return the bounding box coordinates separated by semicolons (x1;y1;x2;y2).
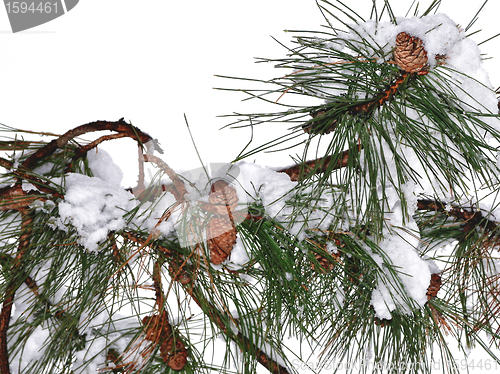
1;1;500;374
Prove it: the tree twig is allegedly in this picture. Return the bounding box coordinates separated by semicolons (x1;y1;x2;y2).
277;149;351;182
69;132;130;165
0;210;33;374
278;155;500;237
416;199;499;234
22;118;158;170
142;154;188;201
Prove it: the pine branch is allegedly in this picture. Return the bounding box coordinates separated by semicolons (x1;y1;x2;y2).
417;198;499;234
0;290;14;374
189;288;291;374
122;229;291;374
303;71;413;135
69;132;130;168
0;184;47;211
0;111;496;372
0;251;87;360
22;118;160;170
0;164;63;199
142;154;188;201
134;144;147;197
0;210;33;374
279;154;500;238
278;148;351;181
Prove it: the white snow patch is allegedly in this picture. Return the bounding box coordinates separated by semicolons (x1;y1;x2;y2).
57;173;136;251
87;147;123;187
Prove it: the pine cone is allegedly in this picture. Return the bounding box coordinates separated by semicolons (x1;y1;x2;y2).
161;338;187;368
142;314;169;342
312;252;337;273
143;313;188;370
207;216;237;264
207;180;239;215
394;32;428;74
168;349;188;371
426;273;442;300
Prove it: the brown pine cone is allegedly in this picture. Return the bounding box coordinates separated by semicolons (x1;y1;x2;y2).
142;313;172;340
142;314;166;342
162;338;186;355
160;337;188;370
208;180;239;215
312;252;336;273
394;32;428;74
168;348;188;371
426;273;442;300
207;216;237;265
142;313;188;370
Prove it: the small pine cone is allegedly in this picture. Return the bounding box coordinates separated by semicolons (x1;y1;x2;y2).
207;216;237;265
208;180;239;215
142;313;171;341
312;253;336;273
426;273;442;300
142;315;162;341
176;271;191;285
168;348;188;371
161;337;188;371
161;338;185;357
394;32;428;73
161;338;173;357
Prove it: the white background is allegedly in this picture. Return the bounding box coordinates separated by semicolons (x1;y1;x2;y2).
0;1;499;372
0;0;498;187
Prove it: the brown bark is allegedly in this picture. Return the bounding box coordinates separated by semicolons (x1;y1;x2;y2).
0;211;33;374
278;149;351;182
22;118;158;170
